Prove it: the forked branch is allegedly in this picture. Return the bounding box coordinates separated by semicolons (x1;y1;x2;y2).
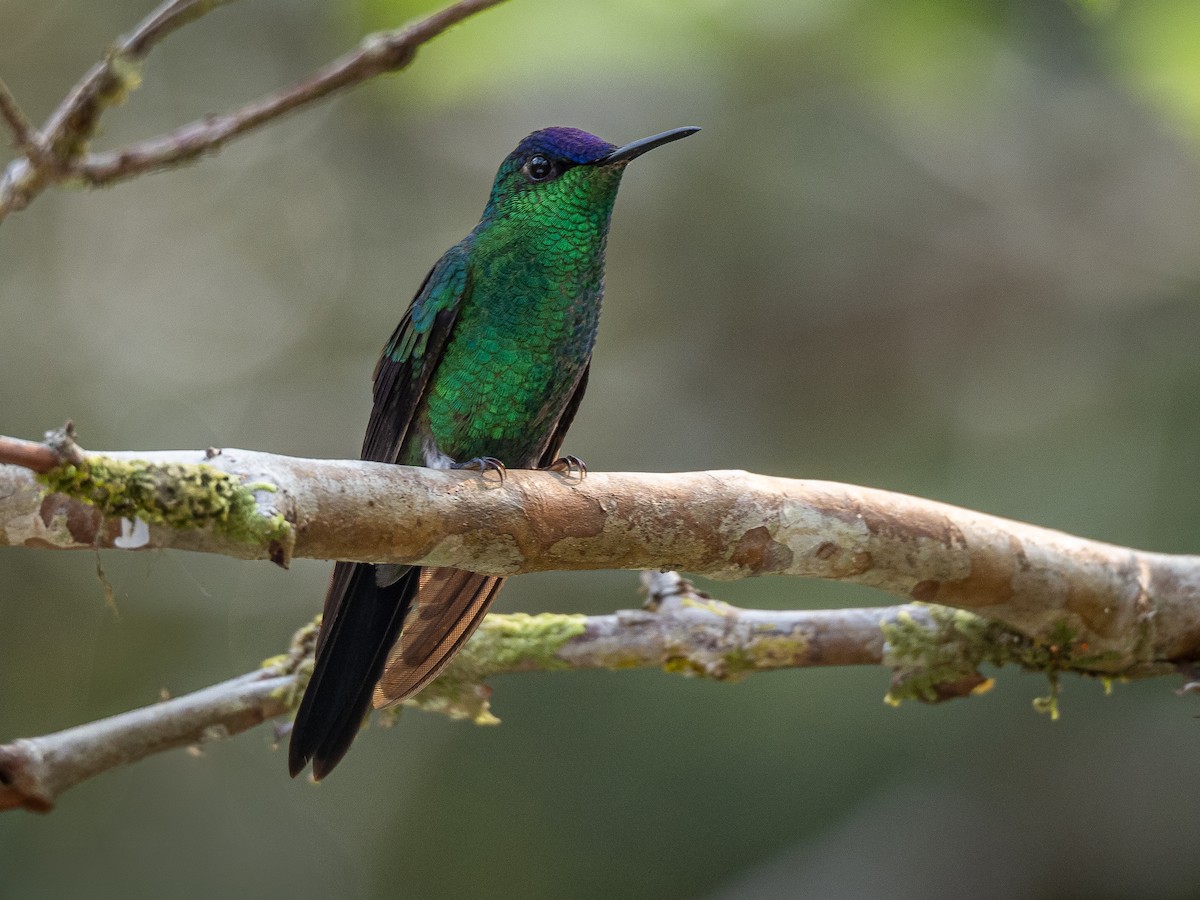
0;0;508;219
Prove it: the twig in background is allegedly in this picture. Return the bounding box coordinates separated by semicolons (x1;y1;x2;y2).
0;0;509;219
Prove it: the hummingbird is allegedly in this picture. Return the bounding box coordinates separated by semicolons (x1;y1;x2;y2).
288;125;700;779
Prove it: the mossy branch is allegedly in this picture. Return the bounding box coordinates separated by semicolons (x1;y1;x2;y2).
37;455;293;566
2;430;1199;812
0;571;1144;814
3;436;1199;674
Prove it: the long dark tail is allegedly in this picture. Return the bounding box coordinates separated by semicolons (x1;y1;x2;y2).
288;562;418;780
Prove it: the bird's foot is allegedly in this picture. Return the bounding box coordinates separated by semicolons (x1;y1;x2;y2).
546;455;588;481
452;456;507;483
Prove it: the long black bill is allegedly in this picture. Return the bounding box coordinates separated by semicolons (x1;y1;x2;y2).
599;126;701;165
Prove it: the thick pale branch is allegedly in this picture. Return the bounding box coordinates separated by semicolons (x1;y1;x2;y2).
3;441;1199;670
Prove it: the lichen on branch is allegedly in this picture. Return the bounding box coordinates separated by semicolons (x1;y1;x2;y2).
37;455;293;562
879;603;1165;714
390;612;589;724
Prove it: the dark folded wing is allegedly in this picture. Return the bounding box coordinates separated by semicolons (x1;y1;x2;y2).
537;363;589;467
315;248;470;654
361;246;471;465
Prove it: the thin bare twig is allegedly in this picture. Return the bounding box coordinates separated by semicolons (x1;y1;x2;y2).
0;78;46;161
78;0;509;184
0;0;508;219
0;669;293;812
0;0;238;216
41;0;241;159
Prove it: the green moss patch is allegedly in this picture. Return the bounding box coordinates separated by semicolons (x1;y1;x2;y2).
882;605;1109;717
39;456;292;554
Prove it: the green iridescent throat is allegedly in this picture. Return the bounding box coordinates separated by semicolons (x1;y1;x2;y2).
412;164;624;466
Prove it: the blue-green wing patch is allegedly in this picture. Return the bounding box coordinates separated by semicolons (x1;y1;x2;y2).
363;244;470;463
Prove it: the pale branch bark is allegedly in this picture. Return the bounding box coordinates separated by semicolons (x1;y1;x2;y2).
3;438;1200;673
0;571;977;813
0;0;508;219
0;670;294;813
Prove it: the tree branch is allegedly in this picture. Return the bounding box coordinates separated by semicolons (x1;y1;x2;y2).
0;78;47;164
41;0;241;159
0;571;1069;813
2;432;1198;811
2;436;1199;673
0;0;237;214
0;0;508;219
77;0;509;186
0;669;294;813
0;433;62;474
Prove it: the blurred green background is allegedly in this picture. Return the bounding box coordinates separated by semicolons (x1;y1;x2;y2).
4;0;1200;897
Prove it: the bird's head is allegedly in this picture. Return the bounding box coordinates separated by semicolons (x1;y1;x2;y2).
480;126;699;228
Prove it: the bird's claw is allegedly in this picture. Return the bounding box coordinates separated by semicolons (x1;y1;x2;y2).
546;455;587;481
452;456;507;483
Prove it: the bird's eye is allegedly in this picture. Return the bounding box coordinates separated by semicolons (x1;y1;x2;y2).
523;155;555;182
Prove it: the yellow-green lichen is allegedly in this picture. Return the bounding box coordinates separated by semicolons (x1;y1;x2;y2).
743;632;809;670
463;612;588;672
103;52;143;104
273;611;588;728
680;595;735;616
397;612;588;725
269;614;322;711
52;52;144;161
597;650;651;670
881;606;1106;713
663;656;711;678
396;677;500;725
882;607;996;705
38;456;293;554
1032;674;1062;721
659;633;810;682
